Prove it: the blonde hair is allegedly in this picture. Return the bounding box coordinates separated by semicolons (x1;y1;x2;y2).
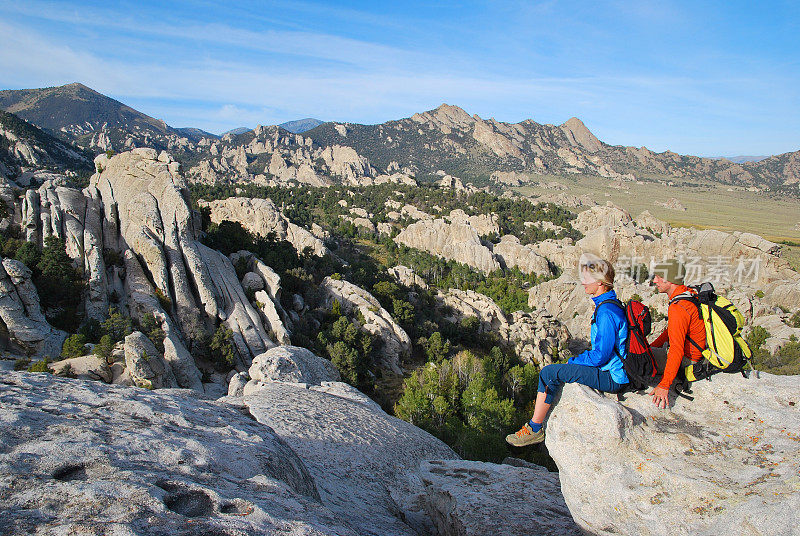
580;256;615;288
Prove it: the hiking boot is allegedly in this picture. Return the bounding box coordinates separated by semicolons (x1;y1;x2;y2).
505;423;545;447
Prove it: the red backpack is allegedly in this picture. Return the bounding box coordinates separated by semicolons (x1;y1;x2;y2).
592;298;657;391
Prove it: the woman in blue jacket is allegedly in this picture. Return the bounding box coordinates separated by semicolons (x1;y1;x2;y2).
506;254;629;446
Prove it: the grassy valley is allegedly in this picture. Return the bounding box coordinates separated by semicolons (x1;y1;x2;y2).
516;174;800;243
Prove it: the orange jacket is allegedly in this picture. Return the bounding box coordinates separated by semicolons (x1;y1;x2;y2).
652;285;707;390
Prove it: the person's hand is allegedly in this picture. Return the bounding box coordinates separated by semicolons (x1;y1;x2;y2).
649;386;670;409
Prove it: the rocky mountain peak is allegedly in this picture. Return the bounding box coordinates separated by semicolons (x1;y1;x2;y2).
560;117;602;153
411;103;475;133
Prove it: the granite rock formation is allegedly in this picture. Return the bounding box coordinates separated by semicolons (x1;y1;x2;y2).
395;219;500;275
199;196;329;257
246;345;340;387
438;289;570;366
0;257;67;357
0;372;360;536
242;379;459;536
491;234;552;277
547;373;800;536
5;150;287;392
389;265;429;289
419;459;582;536
320;276;411;373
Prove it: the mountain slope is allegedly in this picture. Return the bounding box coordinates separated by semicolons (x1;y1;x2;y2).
280;118;324;134
303;104;799;192
0;83;167;137
220;127;252;137
0;109;93;178
0;83;213;155
2;85;797;192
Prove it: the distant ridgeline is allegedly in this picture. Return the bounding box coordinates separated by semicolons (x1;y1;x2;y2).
0;83;798;193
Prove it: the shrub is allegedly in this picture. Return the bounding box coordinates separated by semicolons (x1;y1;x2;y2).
27;357;52;373
330;299;342;318
61;333;88;359
14;241;40;267
790;311;800;328
392;298;415;327
424;332;451;363
57;363;75;378
234;256;250;280
35;236;84;332
746;325;770;351
204;220;253;254
330;340;369;388
244;287;256;304
210;325;236;371
78;319;103;343
93;334;115;364
140;313;165;354
754;290;765;299
102;308;133;343
103;248;124;267
14;357;31;371
372;281;399;302
154;288;172;311
755;340;800;375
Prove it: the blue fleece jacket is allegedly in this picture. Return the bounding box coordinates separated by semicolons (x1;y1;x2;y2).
568;289;629;385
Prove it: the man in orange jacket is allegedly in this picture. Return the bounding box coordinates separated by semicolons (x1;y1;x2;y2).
649;259;706;409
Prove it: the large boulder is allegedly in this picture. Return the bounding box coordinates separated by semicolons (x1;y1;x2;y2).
395;219;500;275
0;257;66;357
246;345;340;387
389;265;428;289
50;354;112;383
446;209;500;236
492;234;552;277
91;151;278;376
573;202;633;233
198;196;329;257
243;380;459;536
418;459;582;536
196;243;275;362
438;288;508;333
438;289;570;366
123;249;203;391
749;314;800;354
528;273;592;342
123;331;178;389
506;310;571;366
546;373;800;536
0;372;356;535
231;251;292;345
320;277;411;373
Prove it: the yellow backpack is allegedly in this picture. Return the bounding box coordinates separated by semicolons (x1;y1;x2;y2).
670;283;752;381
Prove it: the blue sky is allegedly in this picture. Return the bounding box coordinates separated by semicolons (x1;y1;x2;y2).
0;0;798;155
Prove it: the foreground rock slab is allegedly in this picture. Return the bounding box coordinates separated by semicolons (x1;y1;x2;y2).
419;459;582;536
244;381;459;536
547;373;800;536
0;373;357;536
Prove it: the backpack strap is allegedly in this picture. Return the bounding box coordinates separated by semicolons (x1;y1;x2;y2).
592;298;626;359
669;291;699;308
591;298;624;324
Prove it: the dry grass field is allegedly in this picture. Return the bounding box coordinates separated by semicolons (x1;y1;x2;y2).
516;175;800;244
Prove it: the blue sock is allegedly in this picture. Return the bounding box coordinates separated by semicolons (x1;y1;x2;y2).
528;419;542;432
